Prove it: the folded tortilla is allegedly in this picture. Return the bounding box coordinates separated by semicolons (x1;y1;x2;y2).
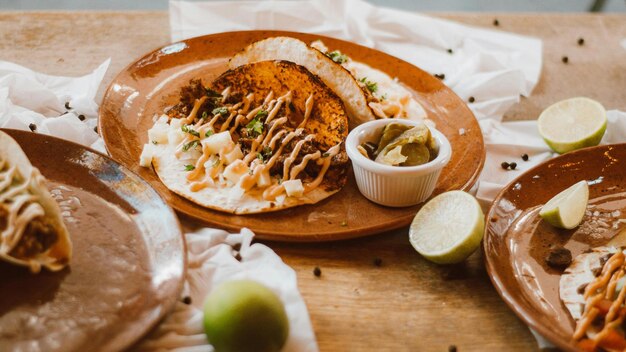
144;60;349;214
0;131;72;273
229;36;427;128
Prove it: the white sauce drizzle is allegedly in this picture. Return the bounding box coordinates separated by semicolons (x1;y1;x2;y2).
169;89;341;199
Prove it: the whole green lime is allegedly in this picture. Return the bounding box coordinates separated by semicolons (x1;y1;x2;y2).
203;280;289;352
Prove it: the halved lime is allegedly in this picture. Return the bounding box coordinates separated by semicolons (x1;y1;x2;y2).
539;180;589;229
538;97;607;154
409;191;485;264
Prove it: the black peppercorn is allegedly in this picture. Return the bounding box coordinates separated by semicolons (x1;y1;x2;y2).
313;266;322;277
182;296;192;305
434;73;445;80
521;153;529;161
447;48;453;54
501;162;509;170
510;162;517;170
468;96;475;103
28;123;37;132
94;126;98;134
493;19;499;26
562;56;569;64
78;114;85;121
449;345;458;352
373;258;382;267
65;102;71;109
578;38;584;46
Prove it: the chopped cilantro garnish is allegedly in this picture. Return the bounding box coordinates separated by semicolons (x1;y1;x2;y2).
246;116;264;137
262;146;273;159
359;77;378;93
255;109;269;120
184;164;195;171
380;93;388;101
205;129;214;138
212;106;229;116
182;140;200;152
326;50;348;64
181;125;200;137
255;147;272;163
201;111;208;121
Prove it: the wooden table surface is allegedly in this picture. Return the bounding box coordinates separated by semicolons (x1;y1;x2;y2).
3;11;626;352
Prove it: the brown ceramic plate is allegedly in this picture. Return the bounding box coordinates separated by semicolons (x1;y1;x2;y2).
99;30;484;241
485;144;626;351
0;130;185;352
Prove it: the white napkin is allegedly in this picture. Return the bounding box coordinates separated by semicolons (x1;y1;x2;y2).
0;60;109;153
0;60;317;351
169;0;542;122
136;228;317;352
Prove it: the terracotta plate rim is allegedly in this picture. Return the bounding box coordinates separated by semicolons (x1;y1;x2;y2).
483;143;626;352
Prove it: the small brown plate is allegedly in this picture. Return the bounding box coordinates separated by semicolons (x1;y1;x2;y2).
99;30;484;241
485;144;626;351
0;129;185;352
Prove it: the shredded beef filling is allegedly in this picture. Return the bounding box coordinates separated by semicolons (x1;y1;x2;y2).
9;218;58;259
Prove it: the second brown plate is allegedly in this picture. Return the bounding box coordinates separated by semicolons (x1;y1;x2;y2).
99;30;484;241
485;144;626;351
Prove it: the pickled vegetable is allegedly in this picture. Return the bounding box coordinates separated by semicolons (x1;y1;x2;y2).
375;123;412;156
375;124;436;166
355;123;438;167
400;143;430;166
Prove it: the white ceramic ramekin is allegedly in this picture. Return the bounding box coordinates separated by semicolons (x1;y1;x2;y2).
346;119;452;207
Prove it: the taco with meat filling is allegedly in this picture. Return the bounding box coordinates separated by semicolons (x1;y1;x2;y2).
560;245;626;351
229;36;428;128
140;60;349;214
0;131;71;273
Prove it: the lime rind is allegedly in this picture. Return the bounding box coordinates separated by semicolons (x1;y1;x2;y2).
409;191;485;264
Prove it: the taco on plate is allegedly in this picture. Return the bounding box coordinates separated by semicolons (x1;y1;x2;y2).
0;131;72;273
141;60;349;214
229;36;428;128
560;246;626;351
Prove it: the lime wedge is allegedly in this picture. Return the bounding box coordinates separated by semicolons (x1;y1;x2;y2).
538;97;607;154
409;191;485;264
539;180;589;229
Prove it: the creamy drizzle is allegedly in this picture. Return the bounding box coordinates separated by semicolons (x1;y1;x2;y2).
574;250;626;345
297;94;314;129
169;89;341;200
